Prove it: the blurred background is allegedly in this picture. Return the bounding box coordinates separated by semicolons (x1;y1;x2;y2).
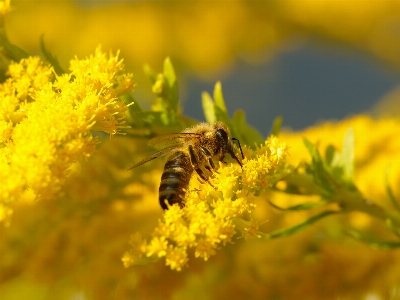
3;1;400;300
6;0;400;135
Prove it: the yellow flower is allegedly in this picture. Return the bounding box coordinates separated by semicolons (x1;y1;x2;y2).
0;47;134;222
165;246;189;271
194;238;217;261
233;217;265;239
124;136;289;270
146;236;168;258
242;136;289;196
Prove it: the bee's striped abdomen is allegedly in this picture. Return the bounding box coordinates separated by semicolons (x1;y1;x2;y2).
159;151;193;210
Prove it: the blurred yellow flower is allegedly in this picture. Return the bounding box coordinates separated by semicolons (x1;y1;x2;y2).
0;1;399;296
0;0;10;20
280;115;400;210
7;0;400;79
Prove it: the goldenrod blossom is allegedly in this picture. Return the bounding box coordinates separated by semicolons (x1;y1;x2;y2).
123;136;289;270
233;217;266;240
0;47;134;223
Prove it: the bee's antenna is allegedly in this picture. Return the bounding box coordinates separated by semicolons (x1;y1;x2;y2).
232;138;244;159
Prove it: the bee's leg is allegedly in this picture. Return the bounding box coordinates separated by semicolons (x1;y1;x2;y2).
195;167;216;189
189;145;201;168
190;145;215;188
194;167;208;181
201;146;219;175
200;147;216;170
196;176;205;184
204;165;213;174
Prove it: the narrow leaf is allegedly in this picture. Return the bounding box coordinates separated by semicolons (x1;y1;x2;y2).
303;138;334;194
265;210;337;239
232;109;264;145
0;29;29;61
270;116;283;136
40;35;65;75
201;92;215;123
123;93;143;118
213;81;228;114
214;105;232;128
386;219;400;238
268;199;329;211
303;138;321;163
341;127;354;181
163;57;179;112
385;168;400;211
325;145;336;166
143;64;157;85
347;229;400;249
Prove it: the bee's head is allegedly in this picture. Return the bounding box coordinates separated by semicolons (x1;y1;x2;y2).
214;122;244;167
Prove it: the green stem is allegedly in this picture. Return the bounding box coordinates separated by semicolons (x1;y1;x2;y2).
333;188;400;228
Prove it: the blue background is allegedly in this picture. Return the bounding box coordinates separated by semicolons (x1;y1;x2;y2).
182;41;400;136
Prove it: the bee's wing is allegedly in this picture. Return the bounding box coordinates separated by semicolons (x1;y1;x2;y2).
127;146;180;170
148;133;201;150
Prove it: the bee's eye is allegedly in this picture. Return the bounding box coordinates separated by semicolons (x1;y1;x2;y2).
216;128;228;143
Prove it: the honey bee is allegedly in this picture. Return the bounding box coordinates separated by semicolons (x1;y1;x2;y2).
128;122;244;210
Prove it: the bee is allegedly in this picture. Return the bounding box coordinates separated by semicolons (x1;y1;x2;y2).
128;122;244;210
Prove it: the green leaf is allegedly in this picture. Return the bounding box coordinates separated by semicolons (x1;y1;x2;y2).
143;64;157;85
201;82;232;132
386;219;400;238
303;138;321;164
129;111;159;126
268;199;329;211
232;109;264;146
201;92;216;123
213;81;227;114
123;92;142;114
163;57;179;112
385;168;400;211
0;29;29;62
322;129;357;191
40;35;65;75
152;74;166;96
0;59;8;82
134;110;177;128
341;128;354;181
124;93;145;127
270;116;283;136
214;105;232;127
265;210;338;239
325;144;336;166
347;229;400;249
205;82;231;124
201;82;263;146
303;138;335;195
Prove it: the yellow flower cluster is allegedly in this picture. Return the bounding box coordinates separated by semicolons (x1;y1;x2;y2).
0;47;134;223
123;136;288;271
